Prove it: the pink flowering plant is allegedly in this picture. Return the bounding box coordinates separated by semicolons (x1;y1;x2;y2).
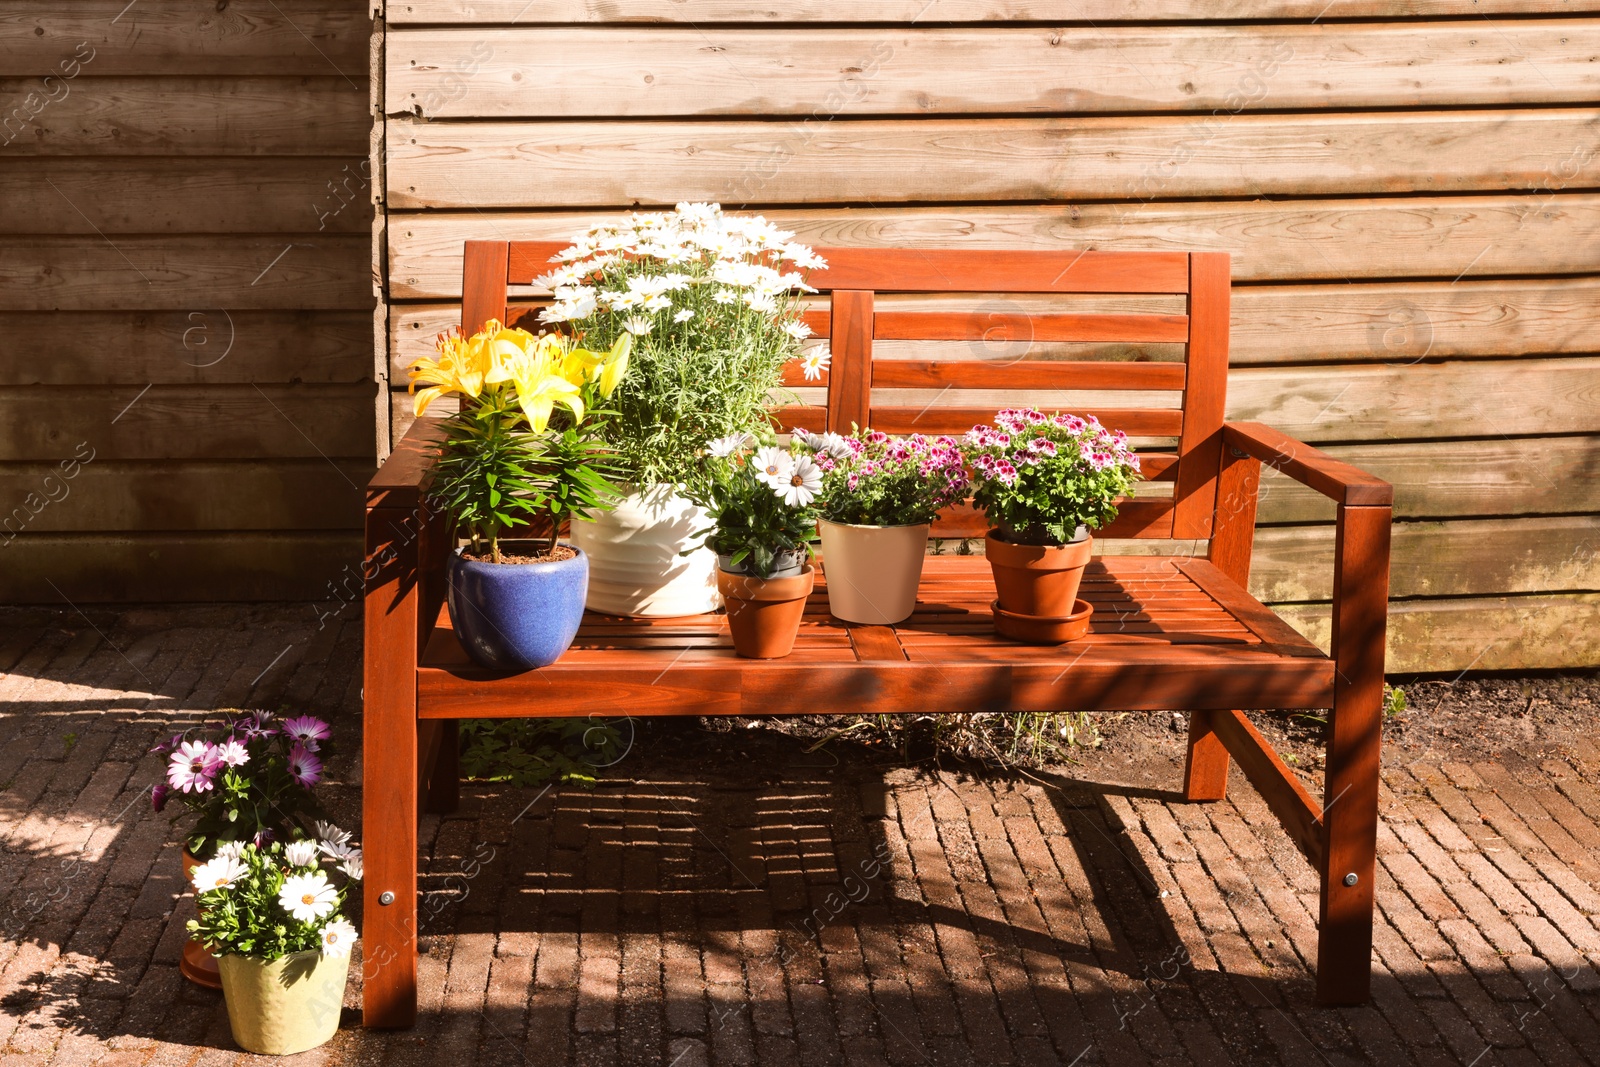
686;431;821;578
187;826;361;961
962;409;1142;545
794;427;969;527
150;710;334;862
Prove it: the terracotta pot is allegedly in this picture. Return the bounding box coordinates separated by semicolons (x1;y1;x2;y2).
180;850;222;990
992;598;1094;646
718;565;815;659
985;528;1093;618
570;483;721;617
817;519;930;625
218;949;350;1055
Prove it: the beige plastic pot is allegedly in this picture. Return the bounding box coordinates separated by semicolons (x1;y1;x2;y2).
218;949;349;1055
817;519;930;625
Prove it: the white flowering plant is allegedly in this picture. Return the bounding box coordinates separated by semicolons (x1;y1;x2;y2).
685;432;821;579
537;202;829;485
793;428;969;527
961;408;1143;545
187;826;361;962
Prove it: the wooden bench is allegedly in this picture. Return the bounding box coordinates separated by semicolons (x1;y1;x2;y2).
361;243;1392;1027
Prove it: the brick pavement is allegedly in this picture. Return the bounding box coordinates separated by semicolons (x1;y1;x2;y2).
1;604;1598;1066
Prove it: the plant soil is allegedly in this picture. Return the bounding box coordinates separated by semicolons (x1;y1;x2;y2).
462;545;577;565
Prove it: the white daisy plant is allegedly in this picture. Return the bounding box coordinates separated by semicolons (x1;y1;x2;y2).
684;432;820;579
187;835;361;964
537;202;826;485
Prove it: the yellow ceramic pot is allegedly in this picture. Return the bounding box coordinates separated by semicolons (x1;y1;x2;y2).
217;949;349;1055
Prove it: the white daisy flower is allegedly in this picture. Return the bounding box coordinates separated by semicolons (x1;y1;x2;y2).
190;854;249;893
339;850;363;881
283;839;320;868
214;739;249;768
707;432;753;458
319;919;358;959
800;344;831;381
712;289;736;305
815;431;853;460
642;295;672;312
622;315;655;336
215;840;245;861
776;455;823;508
673;308;694;323
278;871;338;922
318;836;356;860
752;446;794;488
784;320;813;341
744;292;778;314
314;820;350;847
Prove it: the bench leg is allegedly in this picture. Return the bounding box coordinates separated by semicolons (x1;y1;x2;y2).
423;720;460;814
1316;504;1388;1005
363;504;421;1029
1316;685;1379;1004
1182;709;1230;801
362;712;419;1027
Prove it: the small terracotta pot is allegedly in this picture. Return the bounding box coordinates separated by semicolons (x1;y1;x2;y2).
180;849;222;990
718;565;815;659
985;528;1093;618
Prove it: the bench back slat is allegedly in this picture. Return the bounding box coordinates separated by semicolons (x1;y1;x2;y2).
461;240;1231;542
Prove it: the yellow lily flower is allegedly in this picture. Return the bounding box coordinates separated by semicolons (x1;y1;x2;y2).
407;328;494;416
559;345;605;385
500;347;586;432
597;334;632;399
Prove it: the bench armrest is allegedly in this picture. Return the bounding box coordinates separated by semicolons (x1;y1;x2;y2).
1222;422;1392;507
367;417;448;509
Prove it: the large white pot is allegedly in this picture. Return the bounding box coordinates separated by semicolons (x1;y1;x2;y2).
817;519;931;625
570;483;721;617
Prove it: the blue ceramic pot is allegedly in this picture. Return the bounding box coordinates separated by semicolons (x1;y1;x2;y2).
446;543;589;671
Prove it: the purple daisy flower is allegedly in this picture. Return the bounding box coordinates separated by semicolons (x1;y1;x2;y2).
151;783;169;813
287;744;323;788
149;732;185;756
168;741;222;793
237;712;276;742
281;716;331;752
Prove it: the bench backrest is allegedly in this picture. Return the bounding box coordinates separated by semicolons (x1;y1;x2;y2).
460;242;1231;541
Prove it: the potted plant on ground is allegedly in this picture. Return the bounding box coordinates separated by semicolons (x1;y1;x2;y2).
536;201;828;617
188;827;362;1055
686;431;821;658
151;710;334;989
962;409;1142;644
793;428;969;625
408;319;631;669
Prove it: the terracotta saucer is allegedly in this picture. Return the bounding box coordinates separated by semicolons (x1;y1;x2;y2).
991;598;1094;645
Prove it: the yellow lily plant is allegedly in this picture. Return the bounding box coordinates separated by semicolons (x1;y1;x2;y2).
409;320;634;563
408;320;631;430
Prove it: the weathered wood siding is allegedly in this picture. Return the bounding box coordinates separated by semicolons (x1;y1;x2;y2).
378;2;1600;672
1;1;376;603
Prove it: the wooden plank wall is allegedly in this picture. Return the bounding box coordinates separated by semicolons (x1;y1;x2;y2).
378;1;1600;673
1;1;377;602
